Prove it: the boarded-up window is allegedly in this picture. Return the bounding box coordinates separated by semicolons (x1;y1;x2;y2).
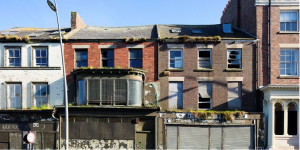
227;82;241;110
169;82;183;109
198;82;212;109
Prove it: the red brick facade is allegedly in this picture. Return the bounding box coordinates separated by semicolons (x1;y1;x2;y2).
158;42;257;112
221;0;299;86
64;41;158;102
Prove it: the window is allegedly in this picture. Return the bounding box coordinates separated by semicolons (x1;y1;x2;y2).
198;49;212;69
34;47;47;67
274;103;284;135
280;49;298;75
7;83;21;109
7;48;21;67
227;50;241;69
102;50;114;67
168;82;183;109
75;50;87;68
77;78;142;106
129;49;142;68
280;11;298;31
198;82;212;109
227;82;241;110
169;49;183;69
33;83;48;107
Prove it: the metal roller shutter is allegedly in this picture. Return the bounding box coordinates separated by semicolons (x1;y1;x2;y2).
179;126;209;149
224;126;253;149
167;126;178;149
210;127;222;150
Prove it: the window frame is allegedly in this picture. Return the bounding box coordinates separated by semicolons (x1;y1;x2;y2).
32;82;49;107
198;49;212;69
198;82;212;110
129;49;143;68
169;49;183;69
280;49;299;76
227;81;242;110
6;47;21;67
280;11;299;32
6;82;22;109
75;50;88;68
33;47;48;67
101;49;114;68
227;49;242;69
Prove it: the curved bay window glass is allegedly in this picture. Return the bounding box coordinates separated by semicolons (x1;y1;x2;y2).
275;103;284;135
77;78;142;106
288;103;298;135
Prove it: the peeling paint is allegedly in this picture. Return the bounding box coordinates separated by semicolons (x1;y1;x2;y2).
61;139;134;150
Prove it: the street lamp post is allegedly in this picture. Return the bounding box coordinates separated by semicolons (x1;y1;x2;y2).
47;0;69;149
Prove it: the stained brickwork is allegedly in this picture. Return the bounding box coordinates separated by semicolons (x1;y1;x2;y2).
158;41;257;112
64;42;158;103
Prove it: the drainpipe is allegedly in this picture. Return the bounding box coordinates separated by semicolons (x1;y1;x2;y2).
268;0;271;84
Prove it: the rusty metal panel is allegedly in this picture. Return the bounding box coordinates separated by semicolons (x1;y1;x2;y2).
166;126;177;149
32;132;42;149
224;126;253;149
0;132;8;142
100;123;112;139
69;122;80;138
79;122;98;139
0;143;8;149
111;123;123;140
9;132;23;149
179;126;209;149
43;133;56;149
123;123;135;140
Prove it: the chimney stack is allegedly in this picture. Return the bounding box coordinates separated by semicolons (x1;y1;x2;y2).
71;12;86;29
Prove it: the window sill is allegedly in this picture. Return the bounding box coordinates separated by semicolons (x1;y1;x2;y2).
195;68;214;72
0;67;61;70
279;75;299;79
225;68;244;72
166;69;184;72
278;31;299;34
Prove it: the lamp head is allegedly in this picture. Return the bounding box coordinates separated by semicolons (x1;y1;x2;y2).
47;0;56;12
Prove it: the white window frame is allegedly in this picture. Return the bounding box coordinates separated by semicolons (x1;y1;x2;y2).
198;82;212;110
198;49;212;69
7;48;21;67
6;83;22;109
227;49;242;69
33;47;48;67
280;49;299;76
32;83;49;107
280;11;299;31
169;49;183;69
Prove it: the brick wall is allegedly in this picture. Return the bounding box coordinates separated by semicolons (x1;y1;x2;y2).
64;41;158;102
158;41;257;112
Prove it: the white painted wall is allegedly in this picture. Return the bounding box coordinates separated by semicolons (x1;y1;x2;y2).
0;43;64;109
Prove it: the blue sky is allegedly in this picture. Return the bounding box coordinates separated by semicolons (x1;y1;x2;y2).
0;0;229;30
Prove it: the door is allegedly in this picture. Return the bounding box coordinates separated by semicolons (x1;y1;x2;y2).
169;82;183;109
135;132;154;149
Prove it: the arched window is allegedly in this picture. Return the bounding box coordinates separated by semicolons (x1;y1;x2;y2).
275;103;284;135
288;102;298;135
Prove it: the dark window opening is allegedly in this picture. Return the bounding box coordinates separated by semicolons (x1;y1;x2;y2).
228;64;240;68
288;103;298;135
275;103;284;135
199;51;210;58
102;50;114;67
130;49;142;68
199;98;210;102
198;103;210;109
227;50;241;69
76;51;87;68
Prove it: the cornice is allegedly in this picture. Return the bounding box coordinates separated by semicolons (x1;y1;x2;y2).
259;85;299;93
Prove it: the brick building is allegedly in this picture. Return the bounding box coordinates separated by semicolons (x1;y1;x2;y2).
58;12;159;149
222;0;299;149
156;24;263;149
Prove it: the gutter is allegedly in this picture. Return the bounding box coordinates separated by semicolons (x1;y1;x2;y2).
268;0;271;84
